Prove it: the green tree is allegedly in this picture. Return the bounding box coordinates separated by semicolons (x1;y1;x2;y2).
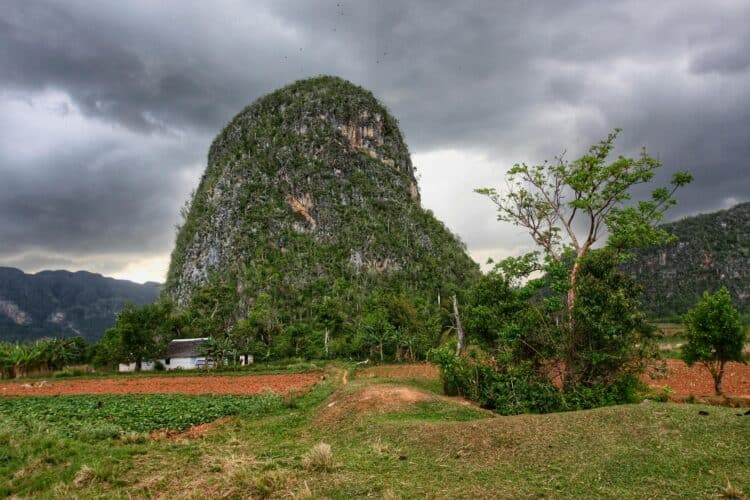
361;308;397;361
234;293;283;363
683;287;747;395
476;129;692;386
314;295;347;358
102;301;174;371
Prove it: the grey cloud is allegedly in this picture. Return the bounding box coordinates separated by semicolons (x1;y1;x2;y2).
0;0;749;278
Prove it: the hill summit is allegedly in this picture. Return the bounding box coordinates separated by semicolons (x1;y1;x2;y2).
165;76;478;351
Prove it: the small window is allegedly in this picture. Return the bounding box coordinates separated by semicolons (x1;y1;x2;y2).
165;358;170;365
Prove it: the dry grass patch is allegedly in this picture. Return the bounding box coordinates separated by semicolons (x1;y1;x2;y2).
73;465;97;487
302;443;334;472
356;363;439;380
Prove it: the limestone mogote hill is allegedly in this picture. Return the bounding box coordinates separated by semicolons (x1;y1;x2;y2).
165;76;479;348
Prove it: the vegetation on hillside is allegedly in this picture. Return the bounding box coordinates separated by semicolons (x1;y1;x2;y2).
161;76;478;362
628;202;750;318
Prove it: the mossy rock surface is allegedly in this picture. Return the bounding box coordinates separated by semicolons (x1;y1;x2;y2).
165;75;478;336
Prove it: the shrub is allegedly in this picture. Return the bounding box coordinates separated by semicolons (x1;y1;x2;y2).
431;347;640;414
431;348;562;414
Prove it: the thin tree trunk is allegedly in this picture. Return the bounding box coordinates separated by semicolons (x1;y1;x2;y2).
564;260;581;388
453;294;465;356
324;328;330;358
135;358;142;372
379;341;384;361
715;361;725;395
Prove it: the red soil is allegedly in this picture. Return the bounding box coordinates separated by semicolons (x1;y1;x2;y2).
644;359;750;398
0;372;322;397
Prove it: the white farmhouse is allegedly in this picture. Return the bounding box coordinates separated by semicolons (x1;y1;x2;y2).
118;337;212;372
163;337;213;370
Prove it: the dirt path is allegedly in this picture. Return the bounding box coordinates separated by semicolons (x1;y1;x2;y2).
0;372;321;397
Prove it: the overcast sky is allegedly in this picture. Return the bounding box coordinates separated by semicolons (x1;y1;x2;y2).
1;0;749;283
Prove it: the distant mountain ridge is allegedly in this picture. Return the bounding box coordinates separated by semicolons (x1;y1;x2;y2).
0;267;160;342
628;202;750;318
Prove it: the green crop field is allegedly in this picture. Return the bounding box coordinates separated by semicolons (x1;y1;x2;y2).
1;365;749;498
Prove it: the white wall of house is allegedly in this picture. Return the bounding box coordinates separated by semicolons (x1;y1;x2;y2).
164;357;211;370
118;361;156;372
117;354;250;372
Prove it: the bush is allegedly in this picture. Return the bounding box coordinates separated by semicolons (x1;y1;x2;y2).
431;348;562;414
431;348;640;414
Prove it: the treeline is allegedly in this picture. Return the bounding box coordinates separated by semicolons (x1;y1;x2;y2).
96;286;453;370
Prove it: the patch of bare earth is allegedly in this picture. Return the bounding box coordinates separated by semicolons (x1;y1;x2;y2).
355;363;439;380
0;372;322;396
644;359;750;398
317;385;434;424
151;417;234;441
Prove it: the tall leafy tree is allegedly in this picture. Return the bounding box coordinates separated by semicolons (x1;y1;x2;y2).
476;129;691;385
683;287;747;395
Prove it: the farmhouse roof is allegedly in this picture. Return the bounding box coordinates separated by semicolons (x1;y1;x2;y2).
166;338;209;358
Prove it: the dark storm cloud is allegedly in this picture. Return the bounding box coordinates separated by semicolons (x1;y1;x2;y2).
1;0;749;279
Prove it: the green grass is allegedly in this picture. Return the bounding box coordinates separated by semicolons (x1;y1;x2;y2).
0;393;283;438
1;366;749;498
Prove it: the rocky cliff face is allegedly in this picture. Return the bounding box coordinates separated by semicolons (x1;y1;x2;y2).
0;267;160;342
627;202;750;317
165;76;478;324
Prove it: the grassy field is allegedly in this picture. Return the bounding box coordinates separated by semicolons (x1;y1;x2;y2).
1;365;749;498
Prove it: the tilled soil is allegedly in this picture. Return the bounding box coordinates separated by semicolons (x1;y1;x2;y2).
645;359;750;397
0;372;322;397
